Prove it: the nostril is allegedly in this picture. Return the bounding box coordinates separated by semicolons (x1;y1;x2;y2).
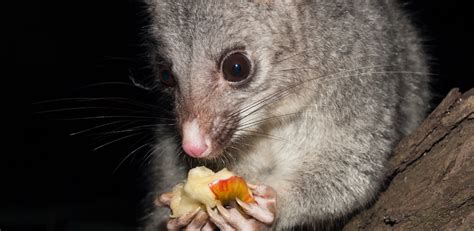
183;142;208;157
182;119;211;158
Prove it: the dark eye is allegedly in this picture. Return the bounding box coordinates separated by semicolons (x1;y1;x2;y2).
222;52;252;82
159;68;176;87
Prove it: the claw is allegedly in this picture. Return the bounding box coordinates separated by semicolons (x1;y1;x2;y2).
218;204;264;230
206;205;235;231
236;198;275;225
251;185;277;198
216;203;231;219
202;221;216;231
247;183;258;190
185;210;209;231
155;192;173;207
167;208;200;230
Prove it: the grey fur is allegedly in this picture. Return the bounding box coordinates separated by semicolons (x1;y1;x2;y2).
142;0;431;230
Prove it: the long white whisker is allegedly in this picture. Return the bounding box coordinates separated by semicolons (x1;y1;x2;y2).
35;106;147;114
33;97;168;111
239;112;302;129
113;142;152;173
61;116;163;121
88;125;161;136
93;132;147;151
232;69;433;137
236;129;288;142
70;120;129;136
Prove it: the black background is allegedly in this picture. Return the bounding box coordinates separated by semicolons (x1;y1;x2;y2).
7;0;473;230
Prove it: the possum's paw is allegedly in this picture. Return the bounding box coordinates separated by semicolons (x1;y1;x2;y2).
155;191;215;231
169;167;255;218
207;184;277;231
166;209;215;231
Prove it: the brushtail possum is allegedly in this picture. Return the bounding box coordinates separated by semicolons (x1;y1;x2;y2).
142;0;431;230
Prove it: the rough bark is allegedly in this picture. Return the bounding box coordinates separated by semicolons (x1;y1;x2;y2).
344;88;474;230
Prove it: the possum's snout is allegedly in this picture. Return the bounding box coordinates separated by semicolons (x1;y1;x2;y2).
181;119;212;158
180;111;239;159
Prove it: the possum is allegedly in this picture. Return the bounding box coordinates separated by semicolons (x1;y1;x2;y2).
141;0;431;230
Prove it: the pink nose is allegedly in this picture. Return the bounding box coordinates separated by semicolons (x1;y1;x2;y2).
182;142;208;158
182;119;211;158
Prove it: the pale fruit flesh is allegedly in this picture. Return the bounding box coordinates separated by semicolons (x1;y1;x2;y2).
169;166;254;217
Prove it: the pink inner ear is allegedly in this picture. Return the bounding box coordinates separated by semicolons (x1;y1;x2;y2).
182;119;211;158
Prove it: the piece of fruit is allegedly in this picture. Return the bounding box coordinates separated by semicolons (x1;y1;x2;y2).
169;166;254;217
169;183;202;218
209;176;255;204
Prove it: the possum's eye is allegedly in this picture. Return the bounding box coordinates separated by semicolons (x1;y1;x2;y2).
159;68;176;87
221;52;252;83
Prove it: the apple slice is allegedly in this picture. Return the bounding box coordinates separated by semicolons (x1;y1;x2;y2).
169;166;254;217
169;183;202;218
209;176;256;204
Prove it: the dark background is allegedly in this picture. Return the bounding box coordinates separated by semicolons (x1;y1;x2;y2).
7;0;473;230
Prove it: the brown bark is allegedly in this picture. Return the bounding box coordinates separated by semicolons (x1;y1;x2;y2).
344;88;474;230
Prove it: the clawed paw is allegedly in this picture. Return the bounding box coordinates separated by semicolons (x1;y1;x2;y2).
206;204;263;231
155;192;215;231
156;184;277;230
206;184;277;231
167;209;215;231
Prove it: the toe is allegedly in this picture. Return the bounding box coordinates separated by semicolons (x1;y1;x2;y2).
167;208;200;230
202;221;216;231
216;204;231;220
155;191;173;207
216;204;247;229
255;196;277;215
185;210;209;231
236;198;275;225
251;185;276;199
206;205;235;231
215;204;264;231
247;183;258;190
228;207;264;230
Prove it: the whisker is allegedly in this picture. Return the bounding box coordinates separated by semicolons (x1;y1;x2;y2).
227;84;292;120
236;89;293;123
239;112;302;129
93;132;147;151
272;48;320;65
35;106;145;114
236;129;288;142
140;146;158;168
33;97;167;112
231;65;432;121
88;125;160;136
265;33;388;62
77;81;141;90
91;120;153;144
70;120;130;136
231;68;434;133
113;142;152;174
60;116;164;121
224;149;237;166
276;64;396;73
311;71;434;84
129;71;156;91
34;97;138;105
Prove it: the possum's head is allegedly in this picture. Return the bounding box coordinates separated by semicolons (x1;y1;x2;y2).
148;0;308;159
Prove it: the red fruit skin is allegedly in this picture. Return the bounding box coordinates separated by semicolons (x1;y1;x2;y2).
209;176;255;204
